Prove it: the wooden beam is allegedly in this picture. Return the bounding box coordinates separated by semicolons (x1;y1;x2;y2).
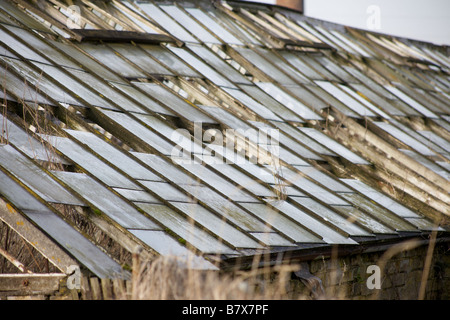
0;199;78;273
0;273;66;295
72;29;175;44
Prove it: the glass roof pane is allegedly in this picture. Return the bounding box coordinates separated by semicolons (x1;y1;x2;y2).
170;202;261;248
132;82;215;123
108;43;173;75
65;129;163;182
0;114;68;165
114;188;162;204
1;57;82;106
290;197;371;236
315;81;377;117
185;8;243;45
294;166;353;193
267;200;357;244
168;46;236;88
418;130;450;153
54;171;160;230
187;44;252;85
256;82;323;120
139;44;201;78
51;41;124;83
374;121;437;156
110;82;176;116
384;85;438;118
239;84;305;122
137;3;198;43
137;203;236;254
332;205;395;234
283;167;348;205
235;47;298;86
0;144;83;206
222;87;282;121
99;109;176;156
128;229;218;269
270;122;336;156
339;192;418;232
160;5;219;44
46;135;140;190
249;232;295;247
138;180;193;203
341;179;421;218
399;149;449;180
240;203;323;243
79;43;146;78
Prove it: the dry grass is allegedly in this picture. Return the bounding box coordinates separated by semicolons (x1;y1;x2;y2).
127;254;309;300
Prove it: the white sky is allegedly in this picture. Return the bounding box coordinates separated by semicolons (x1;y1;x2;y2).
243;0;450;45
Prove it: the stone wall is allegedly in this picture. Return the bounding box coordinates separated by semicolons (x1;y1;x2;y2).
287;241;449;299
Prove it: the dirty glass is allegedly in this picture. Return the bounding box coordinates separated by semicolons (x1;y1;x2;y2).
240;202;323;243
170;202;261;248
132;82;215;123
136;3;198;43
185;8;243;45
290;197;371;236
0;144;83;206
187;44;252;85
137;203;236;254
315;80;376;117
161;5;219;44
108;43;173;75
298;127;369;164
79;43;146;78
46;135;140;190
66;129;164;182
54;171;160;230
341;179;421;218
332;205;395;234
267;200;357;244
256;82;323;120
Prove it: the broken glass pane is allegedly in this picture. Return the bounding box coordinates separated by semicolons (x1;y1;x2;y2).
298;127;370;164
315;80;377;117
